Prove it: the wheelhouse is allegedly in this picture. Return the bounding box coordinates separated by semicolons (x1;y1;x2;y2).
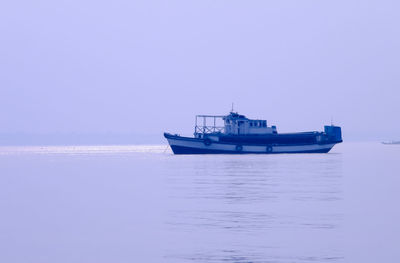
194;112;277;138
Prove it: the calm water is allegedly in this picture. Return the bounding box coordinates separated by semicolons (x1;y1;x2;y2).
0;143;399;263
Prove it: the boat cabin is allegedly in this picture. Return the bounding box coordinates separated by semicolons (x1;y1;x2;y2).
194;112;277;137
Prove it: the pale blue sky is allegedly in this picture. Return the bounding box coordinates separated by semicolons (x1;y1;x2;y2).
1;0;399;142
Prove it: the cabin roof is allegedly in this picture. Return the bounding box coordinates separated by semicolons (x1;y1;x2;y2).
196;112;267;122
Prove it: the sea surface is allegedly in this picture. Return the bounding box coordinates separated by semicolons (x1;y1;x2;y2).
0;143;399;263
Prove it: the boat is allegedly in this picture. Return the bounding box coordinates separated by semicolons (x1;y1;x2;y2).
382;141;400;145
164;112;342;154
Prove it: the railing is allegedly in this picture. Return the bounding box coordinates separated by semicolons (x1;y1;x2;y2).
195;125;225;134
194;115;226;134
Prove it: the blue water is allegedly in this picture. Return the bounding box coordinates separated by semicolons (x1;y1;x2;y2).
0;143;399;263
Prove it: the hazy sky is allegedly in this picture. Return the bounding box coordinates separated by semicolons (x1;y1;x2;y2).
1;0;399;141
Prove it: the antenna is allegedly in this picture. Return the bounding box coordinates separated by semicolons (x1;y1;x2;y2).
331;116;333;126
231;102;234;113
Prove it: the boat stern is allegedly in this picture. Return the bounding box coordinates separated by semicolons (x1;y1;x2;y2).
324;125;343;143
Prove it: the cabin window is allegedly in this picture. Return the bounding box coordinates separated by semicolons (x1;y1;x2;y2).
250;122;253;127
263;121;266;127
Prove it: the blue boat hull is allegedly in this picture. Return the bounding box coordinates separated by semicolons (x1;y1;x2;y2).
170;145;332;154
164;133;340;155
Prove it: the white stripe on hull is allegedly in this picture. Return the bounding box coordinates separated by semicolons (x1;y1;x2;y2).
167;138;334;153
